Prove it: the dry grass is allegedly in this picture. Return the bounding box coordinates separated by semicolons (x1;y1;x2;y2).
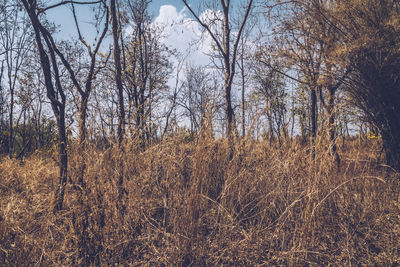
0;136;399;266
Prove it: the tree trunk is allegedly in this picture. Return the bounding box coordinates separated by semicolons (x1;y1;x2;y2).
8;89;13;158
327;86;340;167
241;43;245;137
225;83;235;138
111;0;125;147
380;107;400;171
382;131;400;171
267;102;273;145
22;0;68;212
54;107;68;212
311;87;317;159
78;97;88;187
111;0;126;214
139;90;146;147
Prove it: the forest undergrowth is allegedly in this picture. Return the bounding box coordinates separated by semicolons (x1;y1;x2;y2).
0;136;399;266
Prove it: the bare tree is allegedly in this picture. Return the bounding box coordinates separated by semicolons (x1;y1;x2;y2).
260;0;345;159
252;67;287;145
110;0;125;147
0;1;33;158
162;58;184;140
17;53;52;153
110;0;126;210
123;0;172;146
22;0;69;212
179;64;214;137
182;0;254;152
67;2;109;186
0;60;6;153
21;0;107;211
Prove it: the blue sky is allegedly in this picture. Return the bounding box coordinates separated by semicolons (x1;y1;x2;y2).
44;1;252;70
43;1;216;84
45;1;212;64
35;1;249;130
46;1;185;40
149;0;185;18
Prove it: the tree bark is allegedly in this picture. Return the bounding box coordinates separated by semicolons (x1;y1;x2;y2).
8;88;13;158
78;98;88;186
241;41;245;137
379;104;400;171
111;0;126;213
22;0;68;212
54;107;68;212
311;87;317;159
382;129;400;171
111;0;125;147
327;86;340;167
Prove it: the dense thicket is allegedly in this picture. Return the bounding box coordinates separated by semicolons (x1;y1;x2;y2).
333;0;400;171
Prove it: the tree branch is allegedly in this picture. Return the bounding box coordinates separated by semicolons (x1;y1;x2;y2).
182;0;225;57
230;0;253;81
38;1;102;14
258;59;308;85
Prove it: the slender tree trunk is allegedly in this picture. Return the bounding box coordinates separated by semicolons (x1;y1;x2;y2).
225;81;237;160
78;97;88;187
225;84;235;137
327;86;340;167
8;88;13;158
76;99;92;266
22;0;69;212
291;86;295;140
221;2;236;158
111;0;125;147
54;107;68;212
241;43;245;137
268;103;273;145
139;90;146;147
311;87;317;159
111;0;126;214
224;65;235;142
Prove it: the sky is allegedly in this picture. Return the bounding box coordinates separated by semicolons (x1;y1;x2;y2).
152;4;216;67
15;0;262;133
148;0;185;18
45;1;213;66
44;0;248;116
46;1;188;38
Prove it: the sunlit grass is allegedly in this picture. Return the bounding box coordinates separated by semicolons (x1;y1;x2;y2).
0;136;399;265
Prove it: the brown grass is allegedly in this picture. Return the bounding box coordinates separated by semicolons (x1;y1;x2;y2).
0;136;399;266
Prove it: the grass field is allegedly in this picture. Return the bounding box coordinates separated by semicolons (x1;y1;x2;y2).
0;136;399;266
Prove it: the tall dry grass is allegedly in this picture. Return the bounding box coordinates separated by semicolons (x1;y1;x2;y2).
0;135;399;266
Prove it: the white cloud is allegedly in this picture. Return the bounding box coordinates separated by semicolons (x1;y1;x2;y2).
152;5;223;128
153;5;216;67
154;5;185;25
